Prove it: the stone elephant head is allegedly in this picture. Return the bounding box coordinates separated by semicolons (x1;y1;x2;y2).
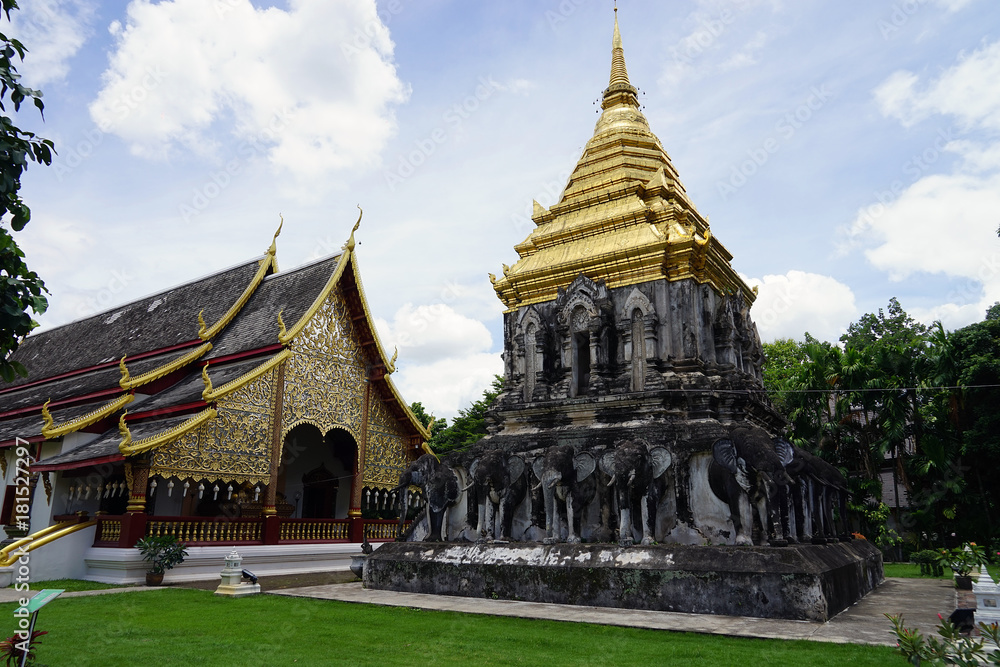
531;445;596;544
708;426;793;546
467;449;527;542
394;453;459;542
598;440;672;546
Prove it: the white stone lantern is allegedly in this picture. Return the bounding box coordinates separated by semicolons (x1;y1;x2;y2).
214;548;261;597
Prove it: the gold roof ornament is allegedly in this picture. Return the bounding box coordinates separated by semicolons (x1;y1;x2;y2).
41;400;53;433
119;356;130;387
387;347;398;374
344;206;362;252
118;411;131;449
41;393;135;439
277;309;287;340
268;215;283;258
491;9;755;311
201;363;214;402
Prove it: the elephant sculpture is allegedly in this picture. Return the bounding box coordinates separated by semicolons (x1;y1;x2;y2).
531;445;596;544
708;426;794;546
394;453;459;542
466;449;527;542
598;440;672;546
783;445;849;543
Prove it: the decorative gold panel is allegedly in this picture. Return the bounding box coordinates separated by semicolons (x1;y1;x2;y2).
282;287;365;442
363;393;411;489
150;367;276;485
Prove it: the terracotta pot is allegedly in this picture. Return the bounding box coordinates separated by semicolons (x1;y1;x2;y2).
955;575;973;590
145;572;164;586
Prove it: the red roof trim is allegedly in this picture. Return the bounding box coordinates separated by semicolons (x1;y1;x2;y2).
0;387;129;420
0;435;45;449
0;339;204;396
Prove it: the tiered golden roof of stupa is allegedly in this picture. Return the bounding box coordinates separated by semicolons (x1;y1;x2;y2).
492;13;755;312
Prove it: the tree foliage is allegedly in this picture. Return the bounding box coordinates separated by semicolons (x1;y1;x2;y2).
0;0;53;382
771;299;1000;555
426;375;504;456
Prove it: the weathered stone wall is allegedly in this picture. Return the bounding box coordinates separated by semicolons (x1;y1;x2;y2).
365;541;884;621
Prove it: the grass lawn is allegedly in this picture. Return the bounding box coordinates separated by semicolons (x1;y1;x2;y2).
0;588;898;666
883;562;1000;580
11;579;133;592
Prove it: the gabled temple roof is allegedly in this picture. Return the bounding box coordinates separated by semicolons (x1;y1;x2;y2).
4;258;266;389
491;11;755;311
2;217;429;467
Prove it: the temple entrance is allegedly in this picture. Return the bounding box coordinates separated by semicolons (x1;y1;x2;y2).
281;424;357;519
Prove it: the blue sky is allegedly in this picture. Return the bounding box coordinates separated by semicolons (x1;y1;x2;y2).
8;0;1000;419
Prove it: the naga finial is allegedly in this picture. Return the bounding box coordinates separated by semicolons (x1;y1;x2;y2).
387;347;398;374
277;309;287;339
488;273;497;285
267;214;284;257
752;285;759;296
118;356;131;388
41;399;53;432
201;363;214;402
118;411;132;448
502;263;511;276
197;310;207;338
344;205;363;252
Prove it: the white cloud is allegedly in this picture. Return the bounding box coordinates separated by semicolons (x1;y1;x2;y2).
8;0;94;87
862;171;1000;281
744;271;858;342
89;0;409;177
874;40;1000;131
375;303;493;365
374;303;499;420
392;353;503;423
852;37;1000;330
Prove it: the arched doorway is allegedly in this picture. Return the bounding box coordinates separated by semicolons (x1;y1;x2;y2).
281;424;358;519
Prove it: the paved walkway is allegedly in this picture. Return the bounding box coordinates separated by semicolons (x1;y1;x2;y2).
270;577;956;647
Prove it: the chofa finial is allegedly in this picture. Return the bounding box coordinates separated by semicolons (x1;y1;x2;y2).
267;215;283;257
345;205;363;252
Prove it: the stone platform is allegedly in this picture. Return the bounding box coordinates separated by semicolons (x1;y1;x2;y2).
364;540;884;622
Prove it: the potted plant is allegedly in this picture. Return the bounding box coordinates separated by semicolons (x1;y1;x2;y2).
135;535;188;585
936;542;987;589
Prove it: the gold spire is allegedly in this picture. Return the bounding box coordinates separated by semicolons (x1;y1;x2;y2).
490;6;755;312
603;8;638;110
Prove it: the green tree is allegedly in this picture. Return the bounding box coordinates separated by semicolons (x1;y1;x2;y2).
0;0;54;382
408;401;447;439
761;337;808;413
429;375;504;455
